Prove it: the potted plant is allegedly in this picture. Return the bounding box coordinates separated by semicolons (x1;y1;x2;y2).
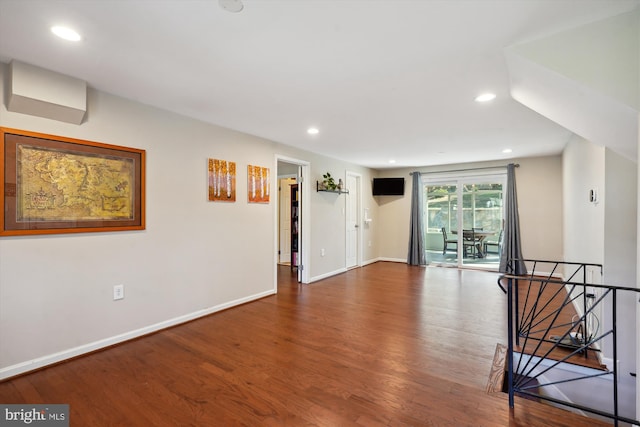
322;172;337;191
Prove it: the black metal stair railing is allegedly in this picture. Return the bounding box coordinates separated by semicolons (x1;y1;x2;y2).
503;259;640;426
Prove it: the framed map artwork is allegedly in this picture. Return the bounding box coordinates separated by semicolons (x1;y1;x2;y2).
247;165;269;203
0;128;146;236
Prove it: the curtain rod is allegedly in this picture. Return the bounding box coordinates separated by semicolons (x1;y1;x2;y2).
409;163;519;175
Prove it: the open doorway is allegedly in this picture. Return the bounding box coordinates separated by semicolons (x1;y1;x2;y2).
275;156;310;284
278;176;297;265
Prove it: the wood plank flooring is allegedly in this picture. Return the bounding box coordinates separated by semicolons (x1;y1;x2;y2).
0;262;611;426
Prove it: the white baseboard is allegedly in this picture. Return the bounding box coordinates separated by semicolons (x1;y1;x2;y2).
309;268;347;283
0;289;276;381
377;257;406;263
307;258;397;282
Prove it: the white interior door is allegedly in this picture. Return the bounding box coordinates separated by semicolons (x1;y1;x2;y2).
278;177;295;263
346;173;360;269
295;168;303;282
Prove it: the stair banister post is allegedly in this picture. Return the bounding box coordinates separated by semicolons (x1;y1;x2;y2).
514;276;520;347
612;289;619;424
507;276;515;408
583;265;589;347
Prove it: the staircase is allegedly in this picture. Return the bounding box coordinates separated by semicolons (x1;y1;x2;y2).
501;259;639;426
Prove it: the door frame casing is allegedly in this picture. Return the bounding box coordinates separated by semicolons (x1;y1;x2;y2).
275;155;310;285
345;171;362;269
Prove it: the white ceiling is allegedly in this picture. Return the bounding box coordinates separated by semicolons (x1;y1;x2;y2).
0;0;638;169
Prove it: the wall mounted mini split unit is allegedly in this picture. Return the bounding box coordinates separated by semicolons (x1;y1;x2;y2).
7;60;87;125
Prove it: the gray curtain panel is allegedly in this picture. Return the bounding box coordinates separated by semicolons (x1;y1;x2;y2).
407;172;426;265
499;164;527;274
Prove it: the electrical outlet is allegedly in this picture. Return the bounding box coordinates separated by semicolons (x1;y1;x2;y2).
321;248;325;257
113;284;124;301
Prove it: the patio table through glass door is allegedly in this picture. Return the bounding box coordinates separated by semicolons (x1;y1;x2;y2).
423;173;505;269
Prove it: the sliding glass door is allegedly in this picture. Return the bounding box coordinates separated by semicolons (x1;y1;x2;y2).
425;182;459;266
423;172;505;270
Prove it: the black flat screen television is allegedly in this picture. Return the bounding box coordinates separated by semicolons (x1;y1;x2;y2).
372;178;405;196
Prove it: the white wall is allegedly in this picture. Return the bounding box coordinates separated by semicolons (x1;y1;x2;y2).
0;63;377;377
376;156;564;263
510;9;639;110
604;148;637;288
516;155;564;262
563;135;638;417
562;135;606;265
374;170;411;262
603;148;637;398
637;109;640;421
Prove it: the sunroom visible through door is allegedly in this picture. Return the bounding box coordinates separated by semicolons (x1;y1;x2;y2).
423;173;505;270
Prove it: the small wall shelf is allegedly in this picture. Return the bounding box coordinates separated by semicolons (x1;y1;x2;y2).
317;181;349;194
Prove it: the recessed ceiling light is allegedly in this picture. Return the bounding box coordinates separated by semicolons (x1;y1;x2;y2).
307;127;319;135
51;26;81;42
219;0;244;13
475;93;496;103
389;159;396;164
502;148;513;154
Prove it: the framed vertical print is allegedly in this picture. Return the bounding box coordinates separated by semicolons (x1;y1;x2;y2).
247;164;270;203
1;127;146;236
208;158;236;202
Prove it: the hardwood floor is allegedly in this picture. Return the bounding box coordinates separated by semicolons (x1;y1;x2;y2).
0;262;610;426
